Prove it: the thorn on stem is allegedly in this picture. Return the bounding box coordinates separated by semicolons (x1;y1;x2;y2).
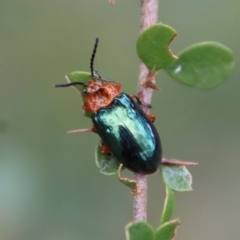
67;127;93;134
109;0;115;4
161;158;198;166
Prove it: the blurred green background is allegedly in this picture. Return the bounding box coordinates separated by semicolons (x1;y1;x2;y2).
0;0;239;239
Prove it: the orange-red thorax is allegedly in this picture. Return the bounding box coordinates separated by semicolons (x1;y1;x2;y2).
83;79;121;113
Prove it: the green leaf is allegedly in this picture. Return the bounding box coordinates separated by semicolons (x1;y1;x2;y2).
160;163;193;192
136;23;177;72
125;221;155;240
155;219;180;240
164;42;235;89
160;185;175;225
66;71;92;91
95;144;121;175
66;71;92;117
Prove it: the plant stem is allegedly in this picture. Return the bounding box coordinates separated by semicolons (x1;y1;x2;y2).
133;0;158;222
133;173;147;221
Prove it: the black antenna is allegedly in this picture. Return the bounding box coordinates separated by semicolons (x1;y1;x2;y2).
55;38;101;88
90;37;99;79
55;82;87;88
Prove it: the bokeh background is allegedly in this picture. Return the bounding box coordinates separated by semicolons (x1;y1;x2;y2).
0;0;239;239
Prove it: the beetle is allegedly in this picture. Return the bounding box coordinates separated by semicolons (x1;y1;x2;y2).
55;38;162;174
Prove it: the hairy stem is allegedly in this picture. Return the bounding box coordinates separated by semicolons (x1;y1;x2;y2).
133;0;158;221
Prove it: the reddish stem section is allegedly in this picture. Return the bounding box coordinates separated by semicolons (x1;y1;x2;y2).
138;0;158;109
133;0;158;222
133;173;147;221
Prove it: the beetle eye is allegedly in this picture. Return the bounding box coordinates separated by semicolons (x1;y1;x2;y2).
82;89;88;94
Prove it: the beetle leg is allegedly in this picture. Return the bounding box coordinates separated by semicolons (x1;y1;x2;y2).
130;95;155;122
99;141;111;155
147;114;155;123
130;95;152;108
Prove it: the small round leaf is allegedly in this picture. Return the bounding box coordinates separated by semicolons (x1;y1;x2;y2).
137;23;178;72
65;71;92;117
95;144;121;175
125;221;155;240
155;219;180;240
66;71;92;91
160;163;193;192
164;42;235;89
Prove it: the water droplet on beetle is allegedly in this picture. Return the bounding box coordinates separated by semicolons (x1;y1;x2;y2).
127;109;136;119
106;126;113;133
